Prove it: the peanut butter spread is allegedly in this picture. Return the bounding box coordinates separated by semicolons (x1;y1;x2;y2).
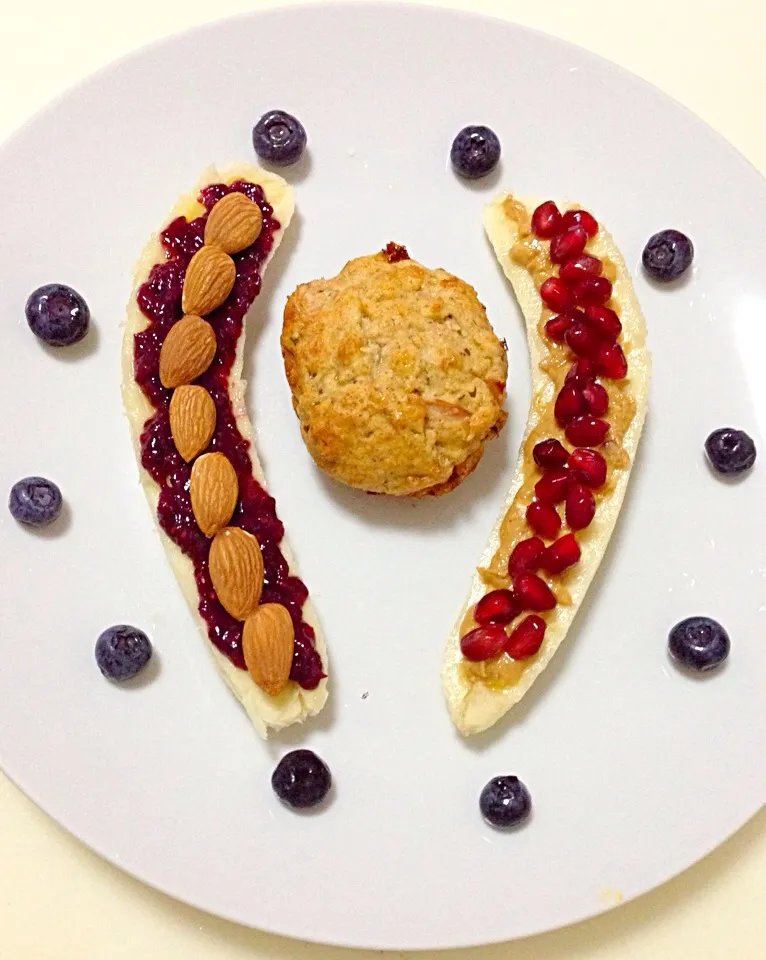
460;197;636;690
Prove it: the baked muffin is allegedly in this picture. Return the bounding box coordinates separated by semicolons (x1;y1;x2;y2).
281;244;508;496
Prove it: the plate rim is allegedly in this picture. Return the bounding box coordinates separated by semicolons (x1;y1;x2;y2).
0;1;764;949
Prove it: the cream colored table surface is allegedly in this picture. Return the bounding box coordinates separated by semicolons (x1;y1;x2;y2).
2;0;764;956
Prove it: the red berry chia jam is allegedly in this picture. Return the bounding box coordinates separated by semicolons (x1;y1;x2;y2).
133;180;324;688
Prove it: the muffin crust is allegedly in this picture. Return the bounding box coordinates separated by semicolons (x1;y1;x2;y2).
282;246;508;496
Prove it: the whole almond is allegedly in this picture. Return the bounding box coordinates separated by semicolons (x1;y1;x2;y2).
208;526;263;620
159;315;217;388
169;385;216;461
182;245;236;316
204;192;263;254
190;452;239;537
243;603;295;697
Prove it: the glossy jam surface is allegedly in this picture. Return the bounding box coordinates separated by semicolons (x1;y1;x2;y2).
134;180;324;688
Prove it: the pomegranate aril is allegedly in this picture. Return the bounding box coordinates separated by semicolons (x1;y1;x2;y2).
540;276;574;313
475;589;519;626
505;615;547;659
514;573;557;611
565;415;610;447
560;254;602;282
584;305;622;341
555;383;586;424
539;533;581;574
566;483;596;530
595;341;628;379
460;625;508;662
569;447;607;488
534;468;571;503
550;227;588;264
533;438;569;469
572;275;613;306
545;314;573;342
561;209;598;237
583;381;609;416
565;321;600;358
565;357;596;388
531;200;563;239
508;536;545;577
526;499;562;540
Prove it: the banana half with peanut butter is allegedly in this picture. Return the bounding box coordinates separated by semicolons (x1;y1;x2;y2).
442;193;650;735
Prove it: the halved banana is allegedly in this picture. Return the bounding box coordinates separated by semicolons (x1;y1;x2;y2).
122;164;328;737
442;193;650;736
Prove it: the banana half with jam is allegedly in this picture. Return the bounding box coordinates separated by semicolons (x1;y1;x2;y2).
122;164;329;737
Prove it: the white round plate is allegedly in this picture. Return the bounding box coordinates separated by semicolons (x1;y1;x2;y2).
0;2;764;950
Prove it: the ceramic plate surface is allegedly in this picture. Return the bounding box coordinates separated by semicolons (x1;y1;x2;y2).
0;3;765;949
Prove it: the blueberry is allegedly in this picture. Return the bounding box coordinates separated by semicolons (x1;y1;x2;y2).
272;749;331;809
479;775;531;828
450;125;501;180
252;110;307;166
25;283;90;346
95;625;152;681
9;476;62;526
705;427;756;476
669;616;730;672
642;229;694;282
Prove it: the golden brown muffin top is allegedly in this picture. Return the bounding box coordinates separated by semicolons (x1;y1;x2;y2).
281;246;508;496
